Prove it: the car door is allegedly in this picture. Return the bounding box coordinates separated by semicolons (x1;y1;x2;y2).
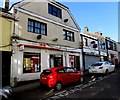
56;68;68;85
70;68;80;82
106;62;112;72
104;62;111;72
66;67;80;83
64;67;75;83
109;62;115;72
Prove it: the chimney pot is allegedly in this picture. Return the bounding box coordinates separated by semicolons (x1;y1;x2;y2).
3;0;9;10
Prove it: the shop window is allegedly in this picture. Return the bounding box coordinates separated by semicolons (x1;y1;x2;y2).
23;52;41;73
69;55;75;67
69;55;80;70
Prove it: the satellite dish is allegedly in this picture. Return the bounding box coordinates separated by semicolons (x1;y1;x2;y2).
37;35;42;40
64;19;68;23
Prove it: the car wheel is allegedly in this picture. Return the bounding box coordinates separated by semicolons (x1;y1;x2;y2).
79;76;84;83
55;82;62;91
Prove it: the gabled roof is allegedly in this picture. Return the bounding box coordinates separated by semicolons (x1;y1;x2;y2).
9;0;80;31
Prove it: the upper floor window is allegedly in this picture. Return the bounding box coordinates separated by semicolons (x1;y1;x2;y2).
63;29;74;42
113;43;117;51
99;41;105;50
107;41;117;51
28;18;47;35
84;38;88;46
48;3;62;18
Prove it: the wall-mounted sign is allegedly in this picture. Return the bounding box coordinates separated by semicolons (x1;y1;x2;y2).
70;57;74;62
40;43;47;47
83;48;99;55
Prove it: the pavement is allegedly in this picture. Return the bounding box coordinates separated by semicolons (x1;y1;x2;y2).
12;80;40;94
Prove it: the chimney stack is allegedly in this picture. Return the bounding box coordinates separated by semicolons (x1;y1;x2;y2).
84;27;89;32
3;0;9;10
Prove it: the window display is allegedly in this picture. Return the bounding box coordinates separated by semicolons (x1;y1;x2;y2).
23;52;41;73
69;55;75;67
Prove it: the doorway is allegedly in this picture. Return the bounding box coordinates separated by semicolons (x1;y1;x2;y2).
2;51;11;86
50;55;63;68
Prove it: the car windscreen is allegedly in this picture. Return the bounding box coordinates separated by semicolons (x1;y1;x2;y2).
91;63;103;66
41;70;52;76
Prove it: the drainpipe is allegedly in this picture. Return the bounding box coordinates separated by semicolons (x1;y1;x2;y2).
80;34;85;72
105;38;109;61
98;39;101;61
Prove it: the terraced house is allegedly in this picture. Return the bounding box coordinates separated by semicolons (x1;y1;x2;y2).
80;27;108;71
106;37;118;65
9;0;83;86
0;7;15;86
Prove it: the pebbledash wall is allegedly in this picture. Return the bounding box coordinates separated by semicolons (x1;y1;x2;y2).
10;0;83;86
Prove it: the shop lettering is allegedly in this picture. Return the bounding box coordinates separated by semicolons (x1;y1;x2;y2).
40;43;46;47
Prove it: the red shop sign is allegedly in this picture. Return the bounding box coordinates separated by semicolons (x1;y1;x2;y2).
70;57;74;61
40;43;47;47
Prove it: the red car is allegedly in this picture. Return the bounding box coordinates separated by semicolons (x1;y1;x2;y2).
40;66;84;90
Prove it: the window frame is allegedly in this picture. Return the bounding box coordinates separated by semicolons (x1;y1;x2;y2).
56;68;65;74
64;67;76;73
48;3;62;18
23;52;41;74
63;29;75;42
84;38;88;46
28;18;47;35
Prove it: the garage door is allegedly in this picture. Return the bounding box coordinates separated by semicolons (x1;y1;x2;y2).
85;55;100;70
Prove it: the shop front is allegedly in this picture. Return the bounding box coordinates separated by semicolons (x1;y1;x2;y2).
10;41;83;86
83;48;100;70
64;48;82;71
100;51;107;61
10;41;60;86
50;46;83;71
49;51;63;68
69;54;80;70
108;50;119;65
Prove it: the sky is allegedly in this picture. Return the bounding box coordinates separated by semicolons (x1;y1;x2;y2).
0;0;119;42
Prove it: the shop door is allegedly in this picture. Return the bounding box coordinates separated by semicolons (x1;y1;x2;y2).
54;57;63;67
75;56;80;71
50;55;63;67
84;55;99;70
